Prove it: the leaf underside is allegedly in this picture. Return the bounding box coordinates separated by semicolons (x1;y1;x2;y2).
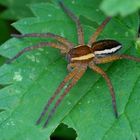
0;0;140;140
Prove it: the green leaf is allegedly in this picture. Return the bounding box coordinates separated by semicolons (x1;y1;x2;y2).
136;38;140;53
0;0;140;140
0;0;51;20
0;19;10;44
100;0;140;16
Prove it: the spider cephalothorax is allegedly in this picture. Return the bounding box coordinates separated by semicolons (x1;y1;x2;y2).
7;1;140;128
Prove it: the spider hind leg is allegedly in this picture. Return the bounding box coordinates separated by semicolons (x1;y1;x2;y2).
88;17;111;45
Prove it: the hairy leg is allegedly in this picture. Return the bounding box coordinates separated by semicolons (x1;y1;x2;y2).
94;54;140;64
36;67;79;125
89;62;118;118
88;17;111;46
6;42;67;64
59;1;84;45
43;65;87;127
11;32;74;49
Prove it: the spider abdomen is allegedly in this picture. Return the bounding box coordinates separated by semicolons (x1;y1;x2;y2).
68;45;94;62
92;40;122;57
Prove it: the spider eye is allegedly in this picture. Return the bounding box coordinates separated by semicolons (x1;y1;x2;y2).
66;54;71;63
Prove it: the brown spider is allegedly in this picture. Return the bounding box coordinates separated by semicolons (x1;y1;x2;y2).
7;1;140;128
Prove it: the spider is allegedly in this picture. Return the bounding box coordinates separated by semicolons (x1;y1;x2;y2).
7;1;140;128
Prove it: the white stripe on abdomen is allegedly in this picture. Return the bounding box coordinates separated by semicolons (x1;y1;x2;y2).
94;45;122;56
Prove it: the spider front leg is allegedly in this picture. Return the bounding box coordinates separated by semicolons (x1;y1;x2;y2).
42;65;87;127
36;66;79;125
89;62;118;118
6;42;68;64
59;1;84;45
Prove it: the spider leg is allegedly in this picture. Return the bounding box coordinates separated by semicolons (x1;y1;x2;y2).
67;63;77;72
6;42;67;64
59;1;84;45
36;66;79;125
11;32;74;49
43;65;87;128
89;62;118;118
88;17;111;46
94;54;140;64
